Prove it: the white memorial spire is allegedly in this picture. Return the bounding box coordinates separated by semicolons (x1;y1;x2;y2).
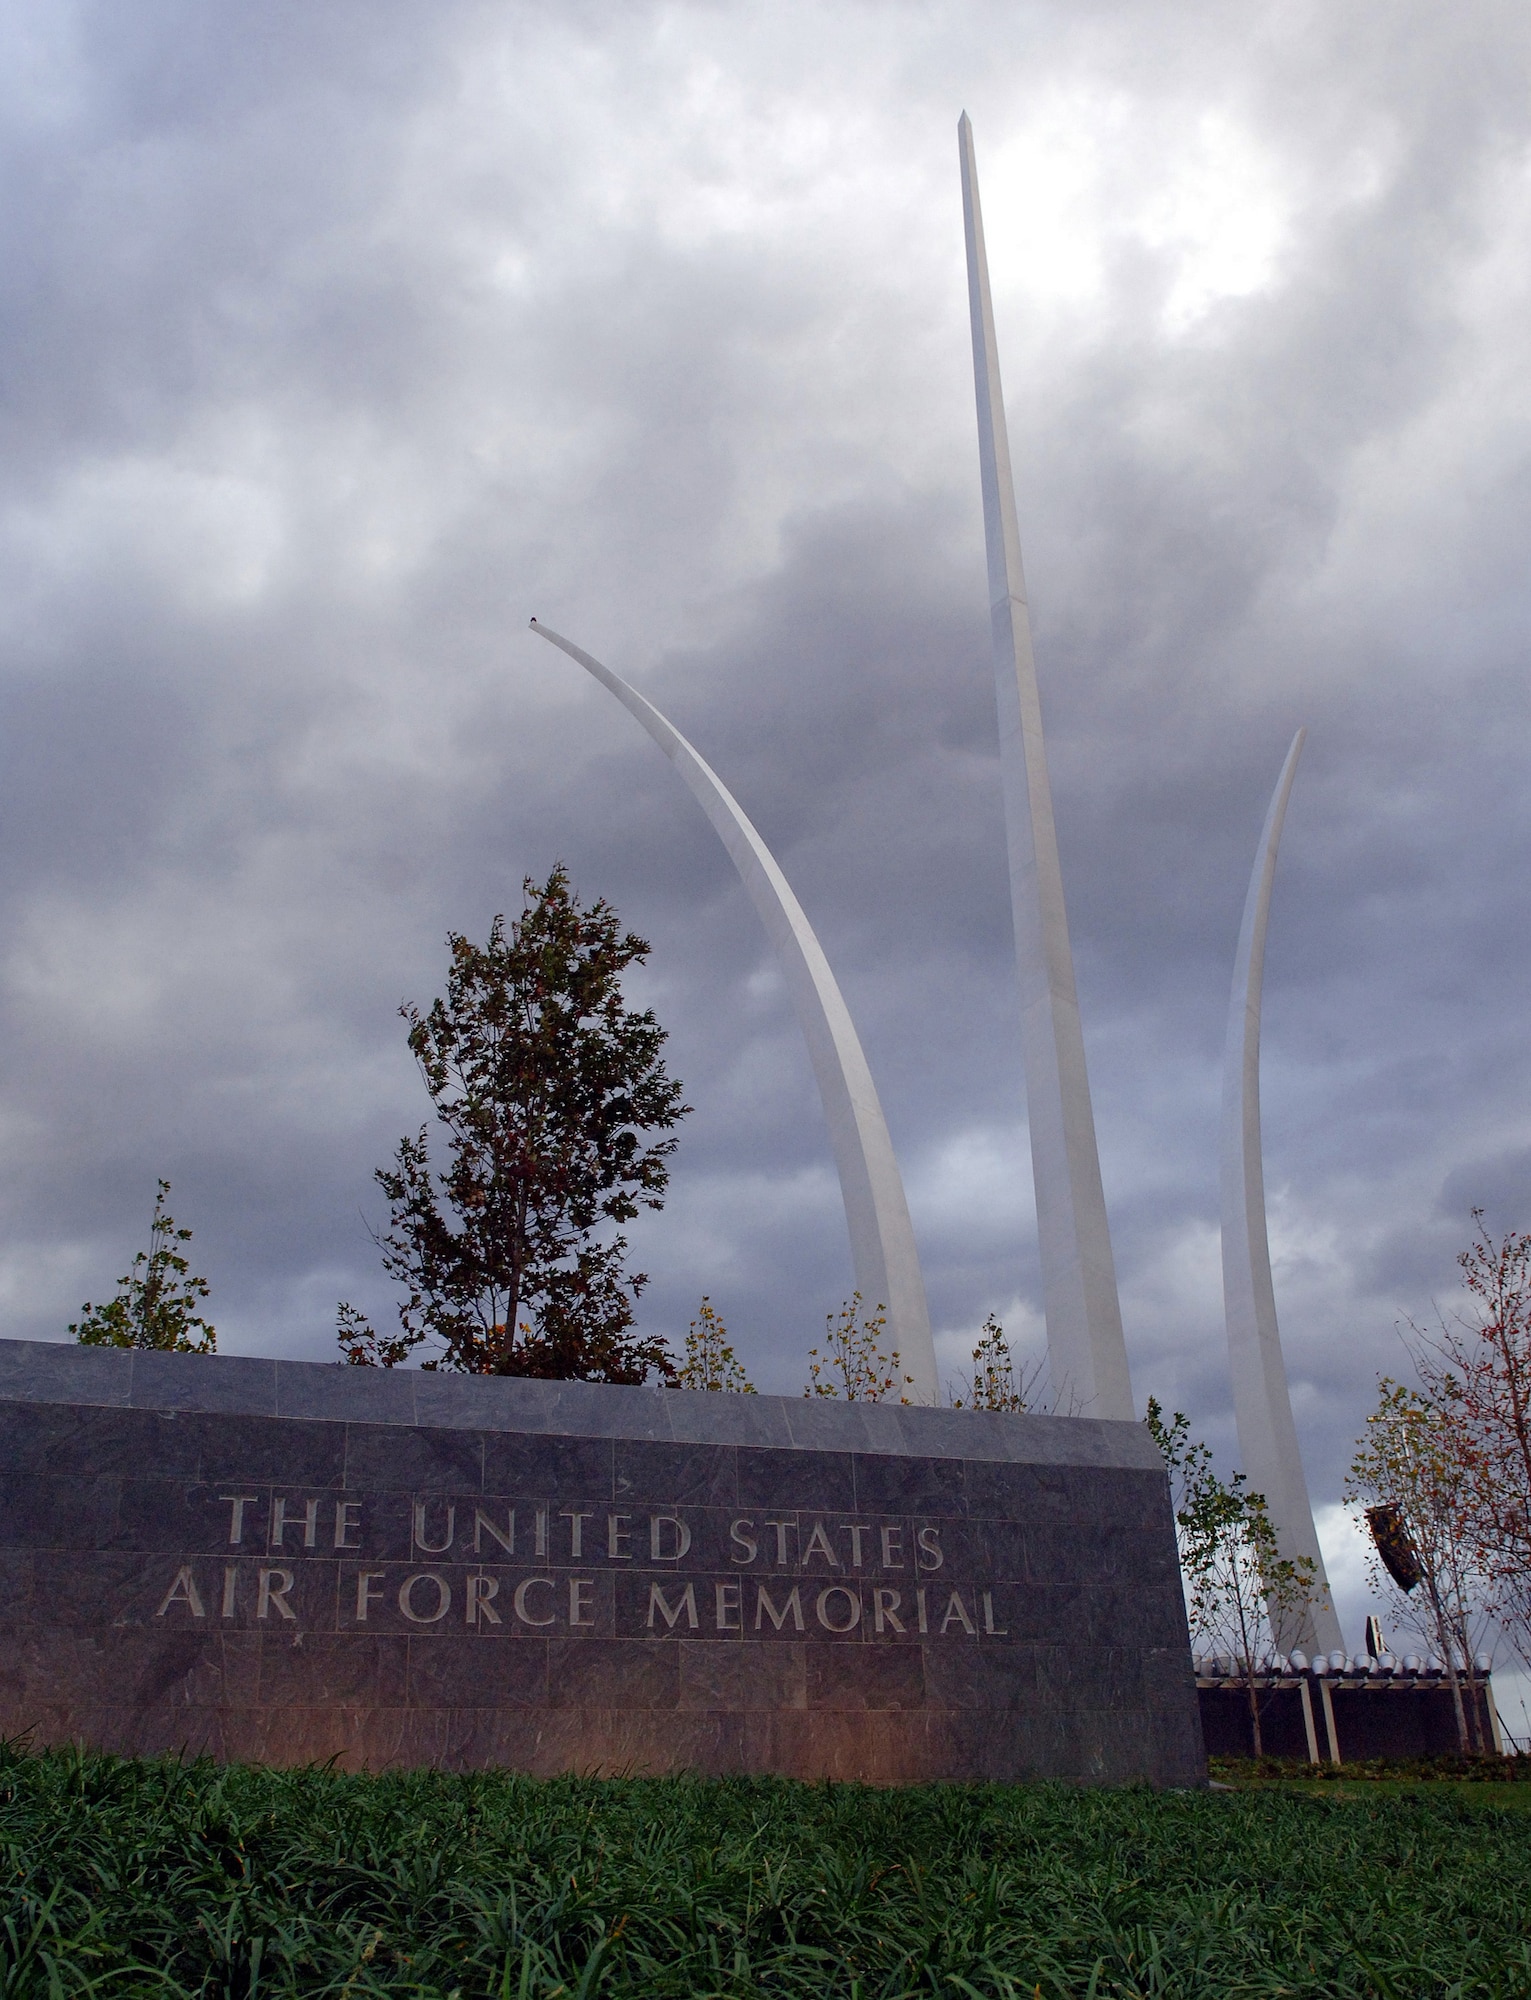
958;114;1134;1419
1221;729;1343;1654
530;619;939;1404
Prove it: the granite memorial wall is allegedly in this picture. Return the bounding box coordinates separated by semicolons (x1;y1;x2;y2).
0;1339;1205;1784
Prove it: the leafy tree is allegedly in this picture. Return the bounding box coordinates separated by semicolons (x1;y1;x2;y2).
1148;1399;1322;1757
1346;1378;1489;1752
949;1313;1047;1412
338;866;688;1380
804;1294;912;1402
70;1181;215;1353
1410;1215;1531;1675
672;1298;755;1393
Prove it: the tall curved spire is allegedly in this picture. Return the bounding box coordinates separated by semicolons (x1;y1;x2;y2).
958;114;1134;1419
529;619;938;1404
1221;729;1344;1655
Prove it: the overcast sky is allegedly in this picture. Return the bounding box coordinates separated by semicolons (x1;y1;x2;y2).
3;0;1530;1661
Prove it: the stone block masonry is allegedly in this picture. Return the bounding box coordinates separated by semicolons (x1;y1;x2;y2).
0;1340;1205;1784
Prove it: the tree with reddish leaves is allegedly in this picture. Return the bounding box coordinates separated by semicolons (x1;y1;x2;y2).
1346;1378;1488;1753
338;866;687;1380
1415;1215;1531;1673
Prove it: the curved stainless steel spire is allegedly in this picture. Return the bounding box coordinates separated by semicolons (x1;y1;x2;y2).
958;114;1134;1419
529;618;938;1404
1221;729;1343;1655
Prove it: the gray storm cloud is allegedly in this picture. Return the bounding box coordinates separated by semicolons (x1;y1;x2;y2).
2;0;1530;1646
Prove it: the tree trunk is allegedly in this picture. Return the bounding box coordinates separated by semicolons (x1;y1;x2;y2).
1246;1669;1264;1759
1453;1612;1484;1755
494;1208;527;1375
1444;1656;1472;1754
1427;1578;1471;1753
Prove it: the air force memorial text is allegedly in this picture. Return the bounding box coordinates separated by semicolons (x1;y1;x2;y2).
155;1494;1009;1641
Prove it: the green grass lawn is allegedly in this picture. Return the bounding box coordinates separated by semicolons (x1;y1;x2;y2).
2;1745;1529;1998
1209;1753;1531;1809
1233;1777;1531;1808
1220;1774;1531;1806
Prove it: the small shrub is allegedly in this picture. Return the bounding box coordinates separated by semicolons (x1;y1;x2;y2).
804;1293;912;1401
70;1181;214;1353
672;1298;755;1393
